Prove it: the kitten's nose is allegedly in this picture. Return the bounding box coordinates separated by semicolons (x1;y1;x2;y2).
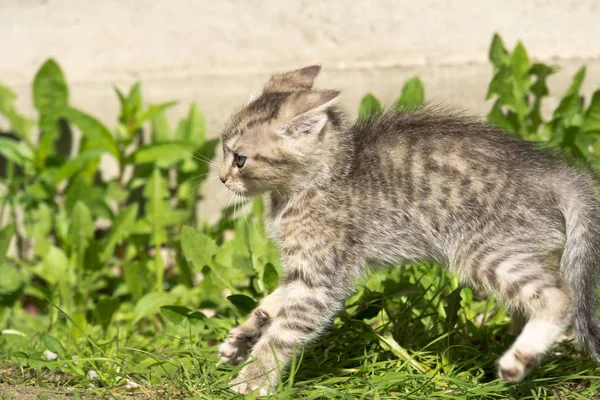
219;176;227;183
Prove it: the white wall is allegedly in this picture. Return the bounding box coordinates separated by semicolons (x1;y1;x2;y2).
2;0;600;221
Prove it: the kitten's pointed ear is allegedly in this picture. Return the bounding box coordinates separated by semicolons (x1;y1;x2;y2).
265;65;322;92
285;89;340;138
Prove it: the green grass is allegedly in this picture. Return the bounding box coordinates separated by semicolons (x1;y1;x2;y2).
2;256;600;399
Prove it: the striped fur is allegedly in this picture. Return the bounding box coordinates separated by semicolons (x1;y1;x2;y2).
217;66;600;395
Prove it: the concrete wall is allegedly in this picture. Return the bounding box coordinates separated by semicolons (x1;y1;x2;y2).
2;0;600;221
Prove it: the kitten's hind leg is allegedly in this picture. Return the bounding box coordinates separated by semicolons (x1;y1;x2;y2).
219;288;283;364
495;271;573;382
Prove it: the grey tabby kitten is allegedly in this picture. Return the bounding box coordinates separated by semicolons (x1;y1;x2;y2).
217;65;600;395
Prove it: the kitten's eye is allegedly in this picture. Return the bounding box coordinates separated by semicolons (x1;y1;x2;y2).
234;153;247;168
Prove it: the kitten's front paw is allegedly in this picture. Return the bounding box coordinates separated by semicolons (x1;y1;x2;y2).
218;332;251;365
219;310;270;365
231;381;272;397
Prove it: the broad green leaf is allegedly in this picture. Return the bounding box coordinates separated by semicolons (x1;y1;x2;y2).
42;335;67;358
488;33;509;69
101;204;138;261
70;201;94;266
134;101;177;132
262;262;279;292
487;100;515;133
529;63;557;99
25;203;53;257
396;76;425;110
33;59;69;117
143;168;170;230
36;114;60;168
160;305;193;325
54;149;103;184
0;84;16;115
177;103;205;145
64;108;119;159
144;168;169;290
124;262;146;299
565;66;587;97
227;294;257;315
117;83;143;137
0;84;34;140
584;90;600;133
132;142;191;168
0;138;34;167
133;292;173;323
485;68;512;100
444;288;462;328
42;246;70;285
152;109;173;142
510;41;530;80
358;93;382;118
94;296;121;330
0;263;22;295
180;226;218;271
0;225;15;258
188;138;220;175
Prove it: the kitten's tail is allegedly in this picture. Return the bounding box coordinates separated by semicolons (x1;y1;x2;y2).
559;176;600;361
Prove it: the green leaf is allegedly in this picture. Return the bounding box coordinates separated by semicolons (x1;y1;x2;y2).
177;103;206;145
70;201;94;266
262;263;279;292
143;168;170;231
94;296;121;330
358;94;382;118
64;108;120;159
529;63;557;99
0;84;34;140
0;262;23;295
180;226;218;271
133;292;173;323
487;100;515;134
101;204;138;261
124;262;146;299
134;101;177;132
25;203;53;257
42;335;67;358
0;225;15;258
152;109;173;142
54;149;103;184
227;294;257;315
132;142;191;168
396;76;425;110
566;67;587;97
0;84;17;115
0;138;34;167
43;246;70;286
584;90;600;133
554;67;586;123
510;41;530;80
489;33;509;69
33;59;69;117
444;288;462;328
160;305;193;325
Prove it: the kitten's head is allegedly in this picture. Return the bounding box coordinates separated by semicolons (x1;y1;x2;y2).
219;65;341;196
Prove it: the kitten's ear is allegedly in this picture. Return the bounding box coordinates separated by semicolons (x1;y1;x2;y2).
285;90;340;137
265;65;321;93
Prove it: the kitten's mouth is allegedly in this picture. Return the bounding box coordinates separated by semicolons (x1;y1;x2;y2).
225;185;249;197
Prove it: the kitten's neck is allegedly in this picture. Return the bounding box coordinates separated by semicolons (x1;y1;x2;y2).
302;107;354;190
